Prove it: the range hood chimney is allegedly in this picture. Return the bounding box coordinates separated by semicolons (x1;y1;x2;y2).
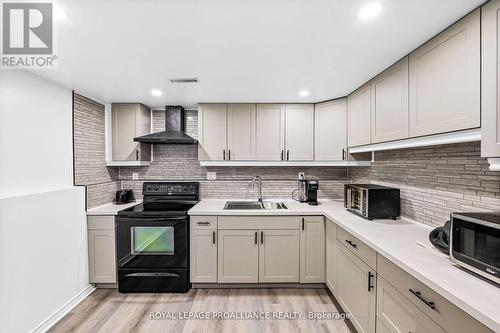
134;106;197;144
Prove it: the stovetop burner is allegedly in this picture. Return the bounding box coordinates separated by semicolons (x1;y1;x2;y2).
118;182;200;218
118;204;190;218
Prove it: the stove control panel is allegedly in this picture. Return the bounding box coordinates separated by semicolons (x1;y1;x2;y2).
143;182;199;195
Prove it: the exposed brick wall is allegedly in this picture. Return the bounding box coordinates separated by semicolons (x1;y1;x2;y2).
73;93;120;208
349;142;500;227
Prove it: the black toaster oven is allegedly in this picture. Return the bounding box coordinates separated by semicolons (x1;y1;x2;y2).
344;184;400;220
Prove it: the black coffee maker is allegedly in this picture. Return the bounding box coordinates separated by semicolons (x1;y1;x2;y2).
306;180;319;206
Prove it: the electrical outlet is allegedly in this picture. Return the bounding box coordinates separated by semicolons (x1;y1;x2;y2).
207;171;217;180
298;172;305;180
132;172;139;180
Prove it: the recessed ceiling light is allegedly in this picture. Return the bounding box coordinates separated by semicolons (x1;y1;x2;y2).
54;6;68;21
151;89;162;96
299;90;310;97
359;2;382;21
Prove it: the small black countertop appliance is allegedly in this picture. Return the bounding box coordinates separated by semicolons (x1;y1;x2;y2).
114;189;135;205
116;182;199;293
306;180;319;206
344;184;400;220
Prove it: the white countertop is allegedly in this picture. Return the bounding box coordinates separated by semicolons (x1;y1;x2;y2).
86;200;142;216
189;199;500;332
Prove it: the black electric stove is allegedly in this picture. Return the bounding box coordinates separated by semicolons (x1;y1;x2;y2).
116;182;199;293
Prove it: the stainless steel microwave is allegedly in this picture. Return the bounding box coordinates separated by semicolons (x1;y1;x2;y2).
450;212;500;284
344;184;400;220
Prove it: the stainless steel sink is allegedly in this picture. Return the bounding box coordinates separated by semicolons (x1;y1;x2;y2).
261;201;288;210
224;201;263;210
223;201;288;210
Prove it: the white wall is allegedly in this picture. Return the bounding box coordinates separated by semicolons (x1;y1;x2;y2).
0;71;74;199
0;188;89;333
0;71;90;332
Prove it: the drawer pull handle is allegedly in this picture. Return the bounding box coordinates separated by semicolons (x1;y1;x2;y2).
367;272;374;292
409;288;436;310
346;239;357;248
197;222;210;225
212;230;216;244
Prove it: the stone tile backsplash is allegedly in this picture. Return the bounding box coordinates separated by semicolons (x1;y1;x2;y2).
73;93;120;208
119;110;350;200
349;142;500;227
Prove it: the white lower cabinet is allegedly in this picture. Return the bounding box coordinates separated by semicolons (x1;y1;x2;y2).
377;276;445;333
325;219;337;293
335;242;376;333
87;216;116;284
190;229;217;283
218;230;259;283
259;229;300;282
300;216;325;283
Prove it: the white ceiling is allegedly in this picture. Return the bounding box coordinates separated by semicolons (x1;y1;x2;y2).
33;0;485;109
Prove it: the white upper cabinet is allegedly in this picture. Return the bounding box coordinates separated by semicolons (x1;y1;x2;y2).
227;104;256;160
256;104;285;161
315;99;347;160
198;104;227;161
111;103;151;163
371;57;409;143
409;9;480;137
285;104;314;161
348;84;371;147
481;0;500;160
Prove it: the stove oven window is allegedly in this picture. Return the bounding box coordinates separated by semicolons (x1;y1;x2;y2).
131;226;174;255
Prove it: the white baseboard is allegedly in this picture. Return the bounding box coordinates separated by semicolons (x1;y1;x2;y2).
31;284;95;333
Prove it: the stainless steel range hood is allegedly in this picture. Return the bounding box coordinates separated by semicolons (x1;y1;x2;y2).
134;105;197;144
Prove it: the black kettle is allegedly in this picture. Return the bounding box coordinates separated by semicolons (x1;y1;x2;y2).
114;190;135;205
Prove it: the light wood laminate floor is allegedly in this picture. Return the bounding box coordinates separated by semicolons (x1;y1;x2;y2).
49;288;354;333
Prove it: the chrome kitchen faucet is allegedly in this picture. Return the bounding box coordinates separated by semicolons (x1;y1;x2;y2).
252;176;263;202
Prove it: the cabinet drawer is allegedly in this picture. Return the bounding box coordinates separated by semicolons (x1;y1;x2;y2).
377;276;445;333
337;227;376;269
191;216;217;229
378;254;493;333
88;215;115;230
218;216;300;230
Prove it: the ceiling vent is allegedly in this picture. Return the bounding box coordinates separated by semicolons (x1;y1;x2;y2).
170;78;199;83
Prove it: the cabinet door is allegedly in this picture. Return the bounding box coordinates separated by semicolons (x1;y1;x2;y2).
325;220;337;294
409;9;480;137
198;104;227;161
482;0;500;158
377;276;446;333
256;104;285;161
315;99;347;161
336;243;375;333
285;104;314;161
259;229;299;283
227;104;256;160
348;84;371;147
217;230;259;283
190;229;217;283
112;104;140;161
300;217;325;283
88;229;116;284
371;57;409;143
